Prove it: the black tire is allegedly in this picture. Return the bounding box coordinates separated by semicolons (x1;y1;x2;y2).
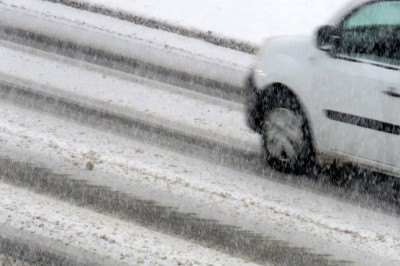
261;88;314;174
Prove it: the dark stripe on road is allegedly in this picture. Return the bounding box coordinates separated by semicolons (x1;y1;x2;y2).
0;79;259;170
0;225;118;266
0;25;244;103
325;110;400;135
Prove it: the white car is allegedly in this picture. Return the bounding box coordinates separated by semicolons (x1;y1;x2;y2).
246;0;400;176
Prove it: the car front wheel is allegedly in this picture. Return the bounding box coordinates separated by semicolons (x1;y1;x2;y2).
262;91;314;174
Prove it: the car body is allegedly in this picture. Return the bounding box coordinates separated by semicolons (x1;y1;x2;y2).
246;0;400;176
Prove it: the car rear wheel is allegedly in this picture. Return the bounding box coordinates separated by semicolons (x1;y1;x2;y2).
262;91;314;174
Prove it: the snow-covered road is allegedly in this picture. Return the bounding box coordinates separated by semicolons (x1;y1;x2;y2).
0;43;399;265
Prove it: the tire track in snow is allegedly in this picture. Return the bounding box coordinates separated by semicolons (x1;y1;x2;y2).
0;78;262;174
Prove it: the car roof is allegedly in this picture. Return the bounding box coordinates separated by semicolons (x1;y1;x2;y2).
327;0;377;25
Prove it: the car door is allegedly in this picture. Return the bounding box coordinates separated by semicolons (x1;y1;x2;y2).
313;0;400;167
383;69;400;169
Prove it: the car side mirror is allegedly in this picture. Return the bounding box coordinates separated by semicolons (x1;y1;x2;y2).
316;25;339;52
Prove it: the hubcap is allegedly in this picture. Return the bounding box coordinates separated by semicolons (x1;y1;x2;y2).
263;108;304;162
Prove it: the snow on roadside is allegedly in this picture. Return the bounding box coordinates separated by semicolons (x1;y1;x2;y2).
0;99;399;265
0;182;260;266
73;0;351;45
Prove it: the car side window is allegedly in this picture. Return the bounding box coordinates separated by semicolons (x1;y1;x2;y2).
337;1;400;67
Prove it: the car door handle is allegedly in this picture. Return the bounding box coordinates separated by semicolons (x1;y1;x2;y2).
383;88;400;99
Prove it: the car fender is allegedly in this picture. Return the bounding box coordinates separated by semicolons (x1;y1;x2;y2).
252;37;322;151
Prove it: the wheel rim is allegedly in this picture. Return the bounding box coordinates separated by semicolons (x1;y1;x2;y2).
263;108;305;162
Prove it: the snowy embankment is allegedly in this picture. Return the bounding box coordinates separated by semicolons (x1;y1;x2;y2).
47;0;350;47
